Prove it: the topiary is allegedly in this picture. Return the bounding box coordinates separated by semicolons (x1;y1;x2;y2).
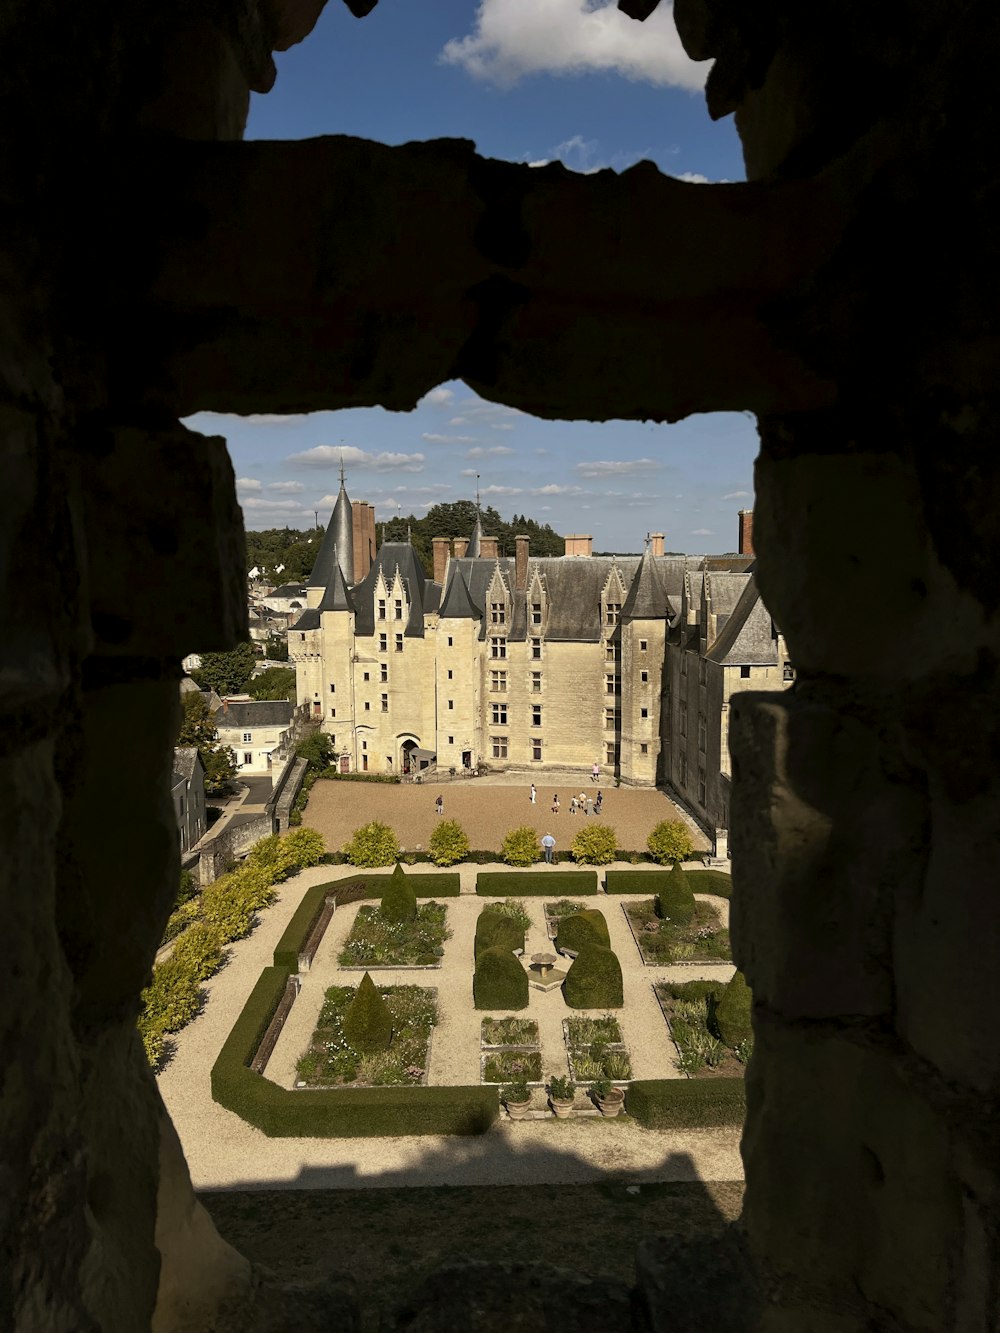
714;970;753;1048
429;818;470;867
570;823;618;865
343;972;393;1052
473;946;530;1011
563;945;624;1009
501;825;540;867
647;819;694;866
475;911;525;960
654;861;696;925
380;863;417;924
555;909;610;955
343;819;400;867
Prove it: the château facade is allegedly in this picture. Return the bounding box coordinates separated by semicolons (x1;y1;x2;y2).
291;483;790;838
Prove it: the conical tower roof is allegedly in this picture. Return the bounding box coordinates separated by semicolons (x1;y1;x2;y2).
308;470;355;587
439;567;480;619
621;552;671;620
468;512;483;558
318;563;354;613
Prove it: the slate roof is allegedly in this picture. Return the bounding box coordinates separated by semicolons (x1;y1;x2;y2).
307;507;342;588
216;700;294;729
621;554;672;621
173;747;200;782
352;542;429;638
705;575;779;665
438;566;482;620
468;514;483;558
270;583;307;598
318;564;354;613
530;556;641;641
291;608;320;631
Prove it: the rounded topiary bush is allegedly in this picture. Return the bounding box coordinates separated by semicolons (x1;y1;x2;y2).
501;825;540;867
473;946;530;1011
380;863;418;923
647;819;694;866
343;819;400;867
429;818;470;867
655;861;696;925
475;911;525;960
570;823;618;865
343;972;393;1052
281;826;326;868
714;970;753;1048
563;944;624;1009
555;909;610;954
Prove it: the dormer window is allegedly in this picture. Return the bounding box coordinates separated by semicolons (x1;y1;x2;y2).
531;602;542;625
378;599;386;620
490;601;506;625
394;599;403;620
605;601;621;626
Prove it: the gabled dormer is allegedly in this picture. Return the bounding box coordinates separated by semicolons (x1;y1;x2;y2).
601;564;627;634
373;568;390;626
527;567;548;634
487;564;511;632
389;566;409;628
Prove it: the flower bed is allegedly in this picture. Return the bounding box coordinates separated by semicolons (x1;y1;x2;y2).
296;984;437;1088
542;898;587;940
562;1016;632;1083
338;902;451;967
480;1016;539;1048
623;898;731;965
654;980;748;1078
480;1049;544;1084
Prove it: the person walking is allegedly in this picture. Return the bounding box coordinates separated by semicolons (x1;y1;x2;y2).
569;796;578;815
592;762;600;783
530;783;536;805
586;796;594;817
579;790;588;813
595;790;603;815
435;795;444;816
541;832;556;864
551;794;560;813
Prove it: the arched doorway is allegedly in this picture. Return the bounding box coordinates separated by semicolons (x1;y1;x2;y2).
399;738;418;775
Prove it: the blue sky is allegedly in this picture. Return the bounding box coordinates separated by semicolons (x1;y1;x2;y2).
186;0;758;554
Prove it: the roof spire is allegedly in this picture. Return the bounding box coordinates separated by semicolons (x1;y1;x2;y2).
476;473;481;512
339;450;345;487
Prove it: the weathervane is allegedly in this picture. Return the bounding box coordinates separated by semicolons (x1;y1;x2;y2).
476;473;481;511
339;447;345;487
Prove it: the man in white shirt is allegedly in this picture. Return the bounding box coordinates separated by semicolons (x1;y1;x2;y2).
541;832;556;864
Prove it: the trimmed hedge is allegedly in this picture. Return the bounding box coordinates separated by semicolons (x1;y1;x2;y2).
655;863;696;925
272;882;339;971
683;869;733;898
476;871;598;896
715;970;753;1047
657;978;725;1003
563;945;623;1009
555;909;610;954
606;868;731;896
211;968;497;1137
625;1077;746;1129
380;866;418;924
473;946;529;1011
475;912;525;960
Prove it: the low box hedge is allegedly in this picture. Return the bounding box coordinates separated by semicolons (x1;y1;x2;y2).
273;884;338;971
476;871;598;896
212;965;498;1137
605;869;732;897
625;1078;746;1129
682;869;733;898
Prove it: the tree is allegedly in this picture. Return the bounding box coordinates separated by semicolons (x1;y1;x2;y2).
264;634;289;661
191;642;257;697
296;731;334;772
177;691;236;796
647;819;694;866
248;667;296;702
429;819;470;867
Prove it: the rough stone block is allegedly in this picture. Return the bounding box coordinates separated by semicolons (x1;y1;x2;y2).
634;1228;761;1332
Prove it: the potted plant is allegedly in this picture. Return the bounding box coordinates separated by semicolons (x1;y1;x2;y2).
502;1079;532;1121
590;1077;626;1118
548;1075;576;1119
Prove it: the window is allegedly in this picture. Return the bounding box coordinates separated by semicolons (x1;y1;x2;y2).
531;602;542;625
531;738;542;761
362;740;367;751
783;663;795;682
640;707;648;719
492;736;508;759
741;665;751;679
531;704;542;726
447;669;453;679
448;699;454;710
640;670;649;684
699;714;707;753
329;683;335;693
300;633;306;642
381;694;388;712
447;736;454;745
491;703;508;726
330;708;336;718
605;642;620;662
395;633;403;653
364;701;370;711
380;663;388;683
243;752;252;766
680;701;688;736
394;599;402;620
491;638;507;659
681;654;688;676
605;708;619;731
530;671;542;693
361;754;368;771
490;670;507;692
531;638;541;659
700;658;708;685
490;601;506;625
447;636;453;646
605;742;617;765
378;599;386;620
698;766;707;805
640;743;648;755
242;732;252;742
379;633;387;652
639;639;648;651
680;753;688;785
605;674;617;695
605;601;621;626
363;671;370;682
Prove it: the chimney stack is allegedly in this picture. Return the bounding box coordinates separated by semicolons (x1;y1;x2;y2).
453;537;469;559
564;534;593;557
738;509;755;556
432;536;450;584
352;501;376;580
650;532;665;558
515;534;529;590
480;536;499;559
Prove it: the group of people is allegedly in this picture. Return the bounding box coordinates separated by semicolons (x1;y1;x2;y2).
541;788;603;816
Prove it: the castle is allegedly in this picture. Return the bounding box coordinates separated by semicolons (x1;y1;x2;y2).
291;479;791;840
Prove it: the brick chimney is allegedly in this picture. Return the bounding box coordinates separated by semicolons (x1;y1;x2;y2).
453;537;468;559
432;536;450;584
352;500;376;580
480;536;499;559
515;534;529;590
564;534;592;557
738;509;755;556
650;532;665;558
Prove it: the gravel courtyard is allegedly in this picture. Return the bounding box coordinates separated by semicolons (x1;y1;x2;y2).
302;775;711;858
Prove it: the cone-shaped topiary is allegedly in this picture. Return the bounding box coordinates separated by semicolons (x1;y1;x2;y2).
714;970;753;1048
473;946;529;1011
475;911;525;960
380;863;417;923
563;944;623;1009
555;909;610;954
654;861;696;925
343;972;393;1052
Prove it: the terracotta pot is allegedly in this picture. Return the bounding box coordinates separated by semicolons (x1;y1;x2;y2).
596;1091;625;1118
505;1099;531;1121
550;1097;575;1119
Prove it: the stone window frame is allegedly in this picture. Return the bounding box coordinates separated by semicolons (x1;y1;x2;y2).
530;638;542;660
491;638;507;659
380;694;389;713
490;669;507;692
378;599;386;620
531;738;542;761
394;633;403;652
491;702;508;726
379;633;387;652
491;735;508;760
242;731;252;742
490;601;506;625
530;671;542;693
531;704;542;726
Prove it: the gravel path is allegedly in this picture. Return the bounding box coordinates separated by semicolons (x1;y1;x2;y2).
158;862;743;1190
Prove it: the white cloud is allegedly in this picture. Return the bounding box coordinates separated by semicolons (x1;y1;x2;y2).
236;477;262;491
422;432;477;444
460;468;480;477
448;416;469;425
287;445;425;472
692;528;713;535
490;422;515;430
526;134;653;176
241;497;307;514
268;480;305;494
539;505;552;511
188;412;311;428
723;490;752;500
575;457;661;477
481;484;524;496
440;0;705;90
532;483;583;495
420;386;455;406
676;171;708;184
488;445;515;456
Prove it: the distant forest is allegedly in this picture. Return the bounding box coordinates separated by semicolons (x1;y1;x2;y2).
244;501;566;582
